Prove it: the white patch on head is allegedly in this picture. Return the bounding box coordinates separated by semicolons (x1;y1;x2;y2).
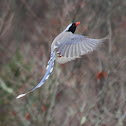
64;23;72;32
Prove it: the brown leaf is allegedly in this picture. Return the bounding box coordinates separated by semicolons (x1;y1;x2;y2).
25;113;30;120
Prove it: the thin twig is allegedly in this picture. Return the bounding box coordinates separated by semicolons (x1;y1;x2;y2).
107;18;112;56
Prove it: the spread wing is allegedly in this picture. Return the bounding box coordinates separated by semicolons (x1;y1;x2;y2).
56;34;109;58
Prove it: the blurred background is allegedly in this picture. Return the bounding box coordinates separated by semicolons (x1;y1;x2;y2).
0;0;126;126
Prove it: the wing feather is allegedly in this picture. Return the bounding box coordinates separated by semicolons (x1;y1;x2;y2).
60;44;67;56
78;42;83;55
84;41;93;52
56;34;108;59
68;44;72;57
76;43;79;57
81;42;89;54
64;44;70;57
72;44;76;57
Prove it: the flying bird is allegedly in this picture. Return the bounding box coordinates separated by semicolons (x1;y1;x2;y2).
16;22;109;99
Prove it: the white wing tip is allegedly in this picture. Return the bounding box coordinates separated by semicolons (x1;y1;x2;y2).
16;93;26;99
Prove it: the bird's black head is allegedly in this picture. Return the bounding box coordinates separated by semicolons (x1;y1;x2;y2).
65;22;80;33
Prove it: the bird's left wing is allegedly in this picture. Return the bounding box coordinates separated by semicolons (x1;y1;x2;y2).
56;34;109;58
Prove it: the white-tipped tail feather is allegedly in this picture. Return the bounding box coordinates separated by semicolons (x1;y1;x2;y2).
16;94;26;99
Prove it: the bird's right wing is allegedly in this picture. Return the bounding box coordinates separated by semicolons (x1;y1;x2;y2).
56;34;109;58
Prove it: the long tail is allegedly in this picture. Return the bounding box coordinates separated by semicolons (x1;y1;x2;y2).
16;50;55;99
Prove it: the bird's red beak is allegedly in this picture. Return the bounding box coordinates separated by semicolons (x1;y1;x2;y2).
76;22;80;26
